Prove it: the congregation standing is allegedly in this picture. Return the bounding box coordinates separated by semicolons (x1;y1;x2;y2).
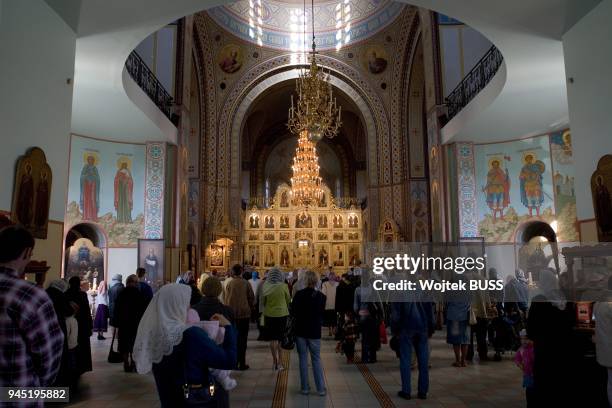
1;220;611;408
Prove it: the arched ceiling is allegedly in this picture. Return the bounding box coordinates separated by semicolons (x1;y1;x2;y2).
207;0;405;51
241;78;366;165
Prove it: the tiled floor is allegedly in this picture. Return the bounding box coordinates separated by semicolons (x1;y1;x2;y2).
67;327;526;407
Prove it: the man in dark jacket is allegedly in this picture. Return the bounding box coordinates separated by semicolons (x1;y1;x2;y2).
108;273;124;327
390;289;435;401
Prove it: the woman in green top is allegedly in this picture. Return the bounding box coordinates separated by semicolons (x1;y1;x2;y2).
261;267;291;370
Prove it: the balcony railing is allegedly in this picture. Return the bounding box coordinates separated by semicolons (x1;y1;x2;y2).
445;45;503;121
125;51;174;121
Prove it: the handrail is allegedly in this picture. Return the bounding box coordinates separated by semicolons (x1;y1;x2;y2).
125;51;174;121
445;45;503;121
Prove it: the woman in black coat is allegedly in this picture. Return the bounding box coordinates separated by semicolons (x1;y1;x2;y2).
66;276;93;375
114;274;148;372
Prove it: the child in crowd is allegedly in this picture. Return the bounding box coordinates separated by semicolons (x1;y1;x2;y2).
187;309;237;391
514;329;535;407
339;311;358;363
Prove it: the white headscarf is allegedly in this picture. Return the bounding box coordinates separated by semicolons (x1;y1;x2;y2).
133;283;192;374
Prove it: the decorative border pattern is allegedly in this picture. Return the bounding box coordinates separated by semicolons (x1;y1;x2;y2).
456;142;478;237
144;142;166;239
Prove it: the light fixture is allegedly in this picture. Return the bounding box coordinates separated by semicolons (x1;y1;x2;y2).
290;130;324;206
287;0;342;142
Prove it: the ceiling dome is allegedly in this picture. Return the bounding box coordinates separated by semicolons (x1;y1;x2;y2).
208;0;404;51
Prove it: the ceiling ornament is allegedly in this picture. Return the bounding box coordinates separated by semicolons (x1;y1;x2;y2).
287;0;342;142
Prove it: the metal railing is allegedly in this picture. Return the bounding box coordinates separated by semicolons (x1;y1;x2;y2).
445;45;503;121
125;51;174;120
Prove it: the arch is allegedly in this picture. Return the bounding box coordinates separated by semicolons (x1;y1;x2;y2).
63;222;108;283
219;54;388;184
513;220;560;276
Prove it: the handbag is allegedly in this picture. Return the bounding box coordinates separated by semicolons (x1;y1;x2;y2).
182;358;218;407
107;328;123;364
281;315;295;350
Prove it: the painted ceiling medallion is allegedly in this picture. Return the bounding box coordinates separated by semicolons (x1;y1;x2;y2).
208;0;404;51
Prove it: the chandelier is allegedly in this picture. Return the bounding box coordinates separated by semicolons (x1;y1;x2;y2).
290;130;324;206
287;0;342;142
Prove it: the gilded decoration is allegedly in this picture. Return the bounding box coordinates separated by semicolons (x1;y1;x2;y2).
243;183;363;273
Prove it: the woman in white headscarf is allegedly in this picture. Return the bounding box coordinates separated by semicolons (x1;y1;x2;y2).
133;284;236;407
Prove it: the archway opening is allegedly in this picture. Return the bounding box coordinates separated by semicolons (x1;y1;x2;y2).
64;223;107;289
515;220;559;281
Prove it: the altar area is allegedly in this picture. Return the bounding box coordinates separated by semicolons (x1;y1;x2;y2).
243;183;363;274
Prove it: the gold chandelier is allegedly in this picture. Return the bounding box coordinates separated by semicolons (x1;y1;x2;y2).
287;0;342;142
290;130;324;206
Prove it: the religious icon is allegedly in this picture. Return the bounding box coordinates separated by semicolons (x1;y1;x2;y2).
248;245;260;267
318;215;328;228
333;215;343;228
280;191;289;207
279;245;291;267
264;233;275;241
16;161;34;227
333;245;344;267
384;221;392;232
519;152;546;216
348;245;360;266
11;147;53;238
333;232;343;240
265;216;275;228
280;215;289;228
318;232;328;240
592;160;612;241
280;232;290;241
210;244;224;267
348;232;359;240
264;246;275;267
348;215;359;228
114;156;134;223
249;233;259;241
218;44;243;74
249;214;259;228
483;156;510;222
317;245;329;267
80;152;101;221
363;45;388;74
138;239;164;284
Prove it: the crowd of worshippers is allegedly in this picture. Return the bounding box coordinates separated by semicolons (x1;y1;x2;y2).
1;223;611;407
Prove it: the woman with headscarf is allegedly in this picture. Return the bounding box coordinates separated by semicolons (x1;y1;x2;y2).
133;284;236;408
65;276;93;375
93;280;109;340
527;269;575;406
114;274;148;372
261;267;291;370
46;279;74;387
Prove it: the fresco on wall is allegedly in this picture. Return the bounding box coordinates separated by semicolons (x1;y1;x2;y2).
550;130;577;241
66;135;145;247
474;132;577;242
